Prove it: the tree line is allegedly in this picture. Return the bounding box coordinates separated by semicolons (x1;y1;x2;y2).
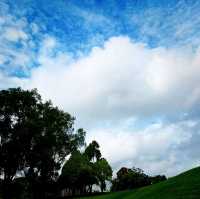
0;88;166;199
111;167;166;191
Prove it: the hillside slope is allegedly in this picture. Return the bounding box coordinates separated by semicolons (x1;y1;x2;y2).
76;166;200;199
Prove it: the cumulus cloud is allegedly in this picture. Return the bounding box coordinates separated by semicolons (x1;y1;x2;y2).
1;0;200;176
13;36;199;176
1;0;200;178
26;36;200;126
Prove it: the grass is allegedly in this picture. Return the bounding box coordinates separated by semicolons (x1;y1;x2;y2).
75;166;200;199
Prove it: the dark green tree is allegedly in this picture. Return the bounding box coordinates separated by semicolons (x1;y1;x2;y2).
0;88;85;199
60;150;97;195
94;158;112;192
60;141;112;195
84;140;101;162
150;175;167;184
111;167;151;191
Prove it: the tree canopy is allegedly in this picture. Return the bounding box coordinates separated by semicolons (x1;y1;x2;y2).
111;167;166;192
94;158;113;192
0;88;85;199
60;140;112;196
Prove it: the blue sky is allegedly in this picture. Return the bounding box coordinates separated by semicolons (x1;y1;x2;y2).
2;0;200;76
1;0;200;176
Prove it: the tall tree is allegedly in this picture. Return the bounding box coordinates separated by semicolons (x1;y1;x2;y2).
0;88;85;199
94;158;112;192
60;150;98;195
84;140;101;162
60;141;112;196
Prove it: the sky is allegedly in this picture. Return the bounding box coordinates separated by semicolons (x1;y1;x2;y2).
1;0;200;177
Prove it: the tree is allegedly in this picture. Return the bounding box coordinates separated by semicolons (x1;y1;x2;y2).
60;141;112;195
0;88;85;199
60;150;98;195
150;175;167;184
84;141;112;192
94;158;112;192
111;167;151;191
84;140;101;162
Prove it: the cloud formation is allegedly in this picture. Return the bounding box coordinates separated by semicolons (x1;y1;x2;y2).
1;0;200;177
87;119;200;176
15;36;199;176
26;37;200;124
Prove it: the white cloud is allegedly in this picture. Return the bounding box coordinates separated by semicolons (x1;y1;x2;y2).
17;35;200;176
86;119;198;177
1;35;200;177
26;36;200;126
0;0;200;178
130;1;200;47
4;27;28;42
0;4;40;75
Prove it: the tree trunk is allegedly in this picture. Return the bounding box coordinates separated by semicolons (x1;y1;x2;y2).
89;185;92;193
2;177;12;199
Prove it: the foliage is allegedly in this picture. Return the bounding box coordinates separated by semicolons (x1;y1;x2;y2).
150;175;167;184
94;158;112;192
0;88;85;199
111;167;151;191
84;141;101;162
60;150;97;194
60;140;112;196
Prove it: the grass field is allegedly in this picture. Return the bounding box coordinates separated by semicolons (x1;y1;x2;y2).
75;167;200;199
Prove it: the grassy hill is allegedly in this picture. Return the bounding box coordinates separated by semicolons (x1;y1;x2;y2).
76;166;200;199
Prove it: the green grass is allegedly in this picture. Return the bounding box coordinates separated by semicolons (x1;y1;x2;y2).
76;167;200;199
